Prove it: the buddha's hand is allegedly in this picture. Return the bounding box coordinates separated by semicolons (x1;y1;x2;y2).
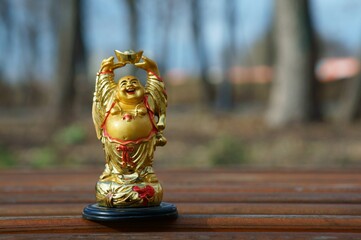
100;56;125;72
100;56;114;72
135;56;159;75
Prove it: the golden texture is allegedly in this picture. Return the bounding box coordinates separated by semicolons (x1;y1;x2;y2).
92;50;167;207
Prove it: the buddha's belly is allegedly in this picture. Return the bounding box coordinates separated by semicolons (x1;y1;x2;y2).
105;115;154;141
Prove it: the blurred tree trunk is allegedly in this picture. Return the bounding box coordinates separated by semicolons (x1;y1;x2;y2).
215;0;236;111
248;28;274;66
266;0;321;128
22;1;41;106
0;0;12;107
335;74;361;123
191;0;215;106
126;0;138;51
0;0;10;81
54;0;86;124
155;0;173;75
124;0;139;77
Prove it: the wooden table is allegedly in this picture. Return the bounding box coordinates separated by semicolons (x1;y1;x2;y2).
0;168;361;239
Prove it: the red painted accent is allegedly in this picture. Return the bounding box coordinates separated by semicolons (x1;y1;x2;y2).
103;128;157;145
116;145;135;167
132;185;155;205
148;71;168;97
101;101;117;129
148;71;163;82
98;70;114;75
144;95;158;131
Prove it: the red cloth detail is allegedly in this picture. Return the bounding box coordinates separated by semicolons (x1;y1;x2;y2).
132;185;155;205
116;145;135;167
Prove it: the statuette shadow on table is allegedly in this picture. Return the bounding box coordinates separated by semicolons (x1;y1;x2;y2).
82;50;178;221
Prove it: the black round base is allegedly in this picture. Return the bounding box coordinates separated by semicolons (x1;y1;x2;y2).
82;202;178;221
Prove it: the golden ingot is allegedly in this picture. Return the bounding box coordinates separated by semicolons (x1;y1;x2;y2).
115;50;143;64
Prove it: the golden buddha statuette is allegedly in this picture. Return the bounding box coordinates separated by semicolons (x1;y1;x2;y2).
91;50;167;208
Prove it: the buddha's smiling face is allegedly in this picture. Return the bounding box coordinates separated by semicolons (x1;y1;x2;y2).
117;76;145;104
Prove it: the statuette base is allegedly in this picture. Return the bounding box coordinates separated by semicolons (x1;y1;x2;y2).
82;202;178;221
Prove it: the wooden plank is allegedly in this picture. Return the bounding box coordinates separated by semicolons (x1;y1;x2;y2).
1;202;361;216
0;214;360;233
1;171;360;196
2;181;361;194
162;192;361;204
1;232;361;240
1;169;361;186
0;191;360;204
1;170;360;204
1;171;360;201
174;202;361;215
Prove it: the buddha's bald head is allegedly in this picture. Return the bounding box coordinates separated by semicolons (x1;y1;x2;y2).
117;75;145;104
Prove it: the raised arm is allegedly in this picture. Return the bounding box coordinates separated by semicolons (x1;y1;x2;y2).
135;56;167;131
92;57;124;139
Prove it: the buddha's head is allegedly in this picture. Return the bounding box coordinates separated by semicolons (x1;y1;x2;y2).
117;75;145;104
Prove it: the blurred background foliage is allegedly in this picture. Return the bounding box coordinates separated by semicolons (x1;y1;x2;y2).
1;0;361;169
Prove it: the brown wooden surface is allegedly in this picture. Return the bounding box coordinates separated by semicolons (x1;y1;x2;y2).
0;168;361;239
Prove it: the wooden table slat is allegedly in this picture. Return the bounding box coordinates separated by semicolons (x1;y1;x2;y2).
1;214;361;233
2;202;361;216
1;232;361;240
1;192;360;204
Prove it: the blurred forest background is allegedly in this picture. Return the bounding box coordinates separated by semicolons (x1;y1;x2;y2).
1;0;361;169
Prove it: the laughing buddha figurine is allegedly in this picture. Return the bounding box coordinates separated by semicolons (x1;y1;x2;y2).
91;50;168;208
